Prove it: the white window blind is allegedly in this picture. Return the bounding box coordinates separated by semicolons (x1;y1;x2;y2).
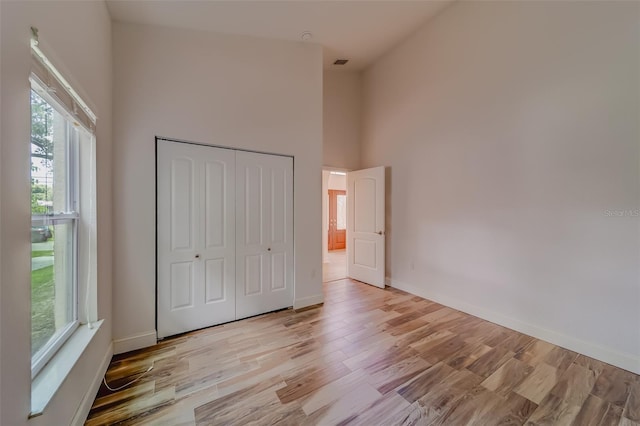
30;27;97;134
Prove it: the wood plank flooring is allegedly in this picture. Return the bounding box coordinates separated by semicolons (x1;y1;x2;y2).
87;279;640;425
322;250;347;283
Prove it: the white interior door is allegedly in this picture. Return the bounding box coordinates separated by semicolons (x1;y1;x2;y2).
347;166;385;288
236;151;294;319
157;141;236;338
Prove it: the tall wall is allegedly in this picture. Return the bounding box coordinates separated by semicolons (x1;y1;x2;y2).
112;22;323;352
323;71;362;170
362;1;640;372
328;173;347;191
0;1;113;424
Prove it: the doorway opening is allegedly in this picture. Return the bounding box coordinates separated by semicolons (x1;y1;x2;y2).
322;169;348;282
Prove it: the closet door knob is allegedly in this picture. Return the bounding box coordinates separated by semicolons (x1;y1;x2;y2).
267;247;271;251
195;254;200;259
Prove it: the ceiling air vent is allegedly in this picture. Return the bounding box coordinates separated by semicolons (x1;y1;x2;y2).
333;59;349;65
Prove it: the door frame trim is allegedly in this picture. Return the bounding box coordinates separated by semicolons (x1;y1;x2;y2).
156;136;295;158
328;189;346;251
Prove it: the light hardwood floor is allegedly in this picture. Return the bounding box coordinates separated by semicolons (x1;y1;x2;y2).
87;279;640;425
322;250;347;283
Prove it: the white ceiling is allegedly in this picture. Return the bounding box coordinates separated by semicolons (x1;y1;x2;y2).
106;1;455;70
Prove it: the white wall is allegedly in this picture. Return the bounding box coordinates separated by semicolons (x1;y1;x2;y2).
362;1;640;373
0;1;113;424
112;23;323;352
328;173;347;191
323;71;362;170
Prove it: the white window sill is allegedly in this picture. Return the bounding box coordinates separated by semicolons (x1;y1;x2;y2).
30;319;103;418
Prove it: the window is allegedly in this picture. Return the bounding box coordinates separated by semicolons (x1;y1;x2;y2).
30;83;86;377
27;30;100;413
336;194;347;230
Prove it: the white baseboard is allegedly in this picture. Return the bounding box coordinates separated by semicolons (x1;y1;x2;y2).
113;330;157;355
386;277;640;375
294;294;324;310
71;342;113;426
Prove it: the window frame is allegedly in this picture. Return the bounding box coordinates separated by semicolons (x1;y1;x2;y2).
30;81;82;378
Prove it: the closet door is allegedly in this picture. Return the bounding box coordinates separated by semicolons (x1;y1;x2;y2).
157;141;236;338
236;151;294;319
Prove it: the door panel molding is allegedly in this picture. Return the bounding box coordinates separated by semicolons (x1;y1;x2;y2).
347;166;385;288
157;140;237;338
235;150;294;320
328;190;346;251
157;138;294;339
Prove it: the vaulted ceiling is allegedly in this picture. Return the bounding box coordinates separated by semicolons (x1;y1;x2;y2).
106;1;455;70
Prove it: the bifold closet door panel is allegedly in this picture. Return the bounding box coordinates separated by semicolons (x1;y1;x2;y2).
157;141;236;339
235;151;294;319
